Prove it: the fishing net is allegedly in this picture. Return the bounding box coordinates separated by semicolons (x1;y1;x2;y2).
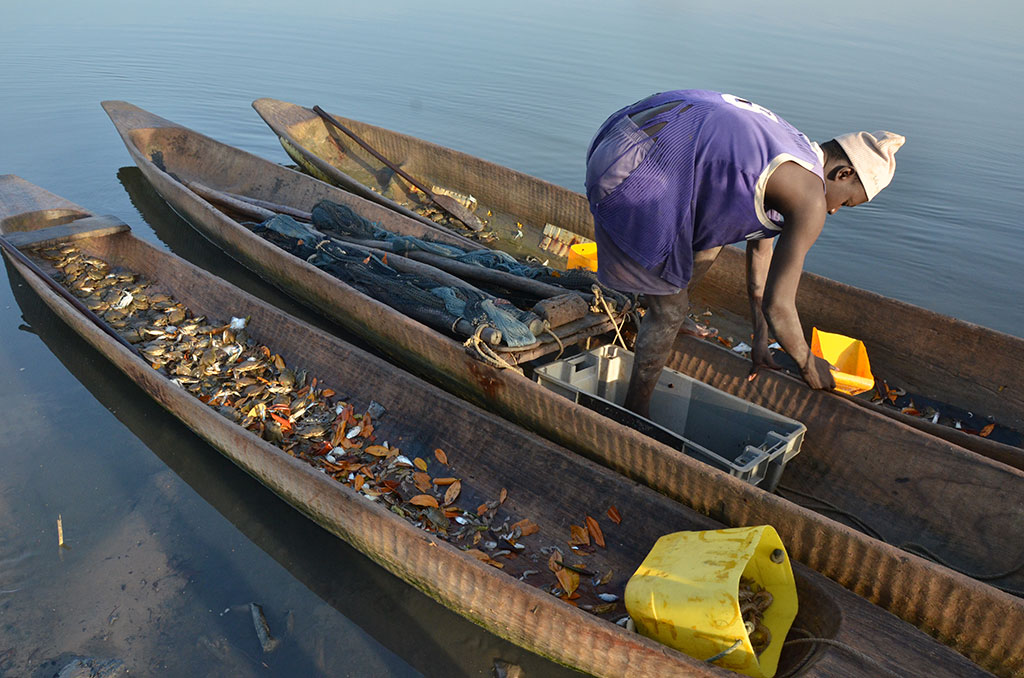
312;200;466;258
311;199;630;310
251;215;539;347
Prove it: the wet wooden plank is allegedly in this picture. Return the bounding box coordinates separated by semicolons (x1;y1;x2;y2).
4;215;129;248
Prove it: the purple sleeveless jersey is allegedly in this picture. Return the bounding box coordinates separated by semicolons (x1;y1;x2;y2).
585;90;824;292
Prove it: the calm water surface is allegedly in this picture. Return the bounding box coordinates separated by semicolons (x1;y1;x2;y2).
1;1;1021;675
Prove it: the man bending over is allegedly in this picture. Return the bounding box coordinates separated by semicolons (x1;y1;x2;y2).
585;90;904;416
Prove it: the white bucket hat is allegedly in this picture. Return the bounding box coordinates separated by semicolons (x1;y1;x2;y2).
834;130;906;201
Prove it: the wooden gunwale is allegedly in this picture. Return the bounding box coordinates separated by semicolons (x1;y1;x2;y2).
252;97;1024;446
100;103;1024;675
2;174;1000;678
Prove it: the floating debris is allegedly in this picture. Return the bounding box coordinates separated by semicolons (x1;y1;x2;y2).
250;602;280;653
55;657;125;678
492;659;524;678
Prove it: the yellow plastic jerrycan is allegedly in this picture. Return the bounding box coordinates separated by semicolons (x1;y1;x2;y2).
810;327;875;395
567;242;598;271
624;526;797;678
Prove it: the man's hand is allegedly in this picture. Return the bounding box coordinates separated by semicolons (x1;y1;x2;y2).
801;354;837;391
747;338;782;382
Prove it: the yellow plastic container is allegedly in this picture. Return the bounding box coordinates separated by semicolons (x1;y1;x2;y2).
810;327;875;395
567;242;598;271
624;526;797;678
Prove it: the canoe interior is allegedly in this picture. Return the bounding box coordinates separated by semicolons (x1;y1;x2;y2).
101;105;1024;676
254;97;597;266
6;189;1002;676
676;292;1024;466
257;98;1024;435
130;128;478;254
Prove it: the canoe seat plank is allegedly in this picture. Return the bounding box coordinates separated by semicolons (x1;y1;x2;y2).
6;215;130;249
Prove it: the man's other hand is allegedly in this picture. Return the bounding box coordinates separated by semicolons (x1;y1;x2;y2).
747;339;782;382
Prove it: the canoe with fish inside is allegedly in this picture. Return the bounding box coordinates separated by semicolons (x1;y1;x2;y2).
2;173;1008;677
251;97;1024;469
101;101;1024;674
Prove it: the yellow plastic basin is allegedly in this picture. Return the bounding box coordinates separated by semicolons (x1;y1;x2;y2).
810;327;875;395
624;526;798;678
567;242;598;271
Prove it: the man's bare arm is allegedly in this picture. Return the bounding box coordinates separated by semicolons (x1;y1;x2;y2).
762;162;835;390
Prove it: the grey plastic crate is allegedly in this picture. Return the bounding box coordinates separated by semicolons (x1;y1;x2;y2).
534;345;805;490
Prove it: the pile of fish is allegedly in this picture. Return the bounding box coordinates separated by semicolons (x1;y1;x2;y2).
411;201;457;227
408;185;482;228
35;243;625;619
738;576;774;656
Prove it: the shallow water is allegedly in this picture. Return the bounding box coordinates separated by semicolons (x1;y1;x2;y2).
1;0;1021;675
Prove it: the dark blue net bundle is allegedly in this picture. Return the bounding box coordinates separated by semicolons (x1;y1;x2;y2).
250;213;539;347
310;199;628;310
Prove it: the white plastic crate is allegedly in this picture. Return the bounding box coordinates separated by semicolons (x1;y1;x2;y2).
534;345;805;490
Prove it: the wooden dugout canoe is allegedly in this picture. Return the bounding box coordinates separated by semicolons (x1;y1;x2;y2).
101;101;1024;675
4;256;584;678
253;97;1024;466
2;173;1002;678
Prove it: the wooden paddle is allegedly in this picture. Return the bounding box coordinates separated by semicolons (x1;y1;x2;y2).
312;105;485;232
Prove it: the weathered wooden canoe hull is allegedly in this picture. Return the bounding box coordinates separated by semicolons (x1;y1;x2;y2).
5;261;564;677
253;97;1024;458
3;174;1001;678
0;175;719;677
253;97;596;250
101;103;1024;675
